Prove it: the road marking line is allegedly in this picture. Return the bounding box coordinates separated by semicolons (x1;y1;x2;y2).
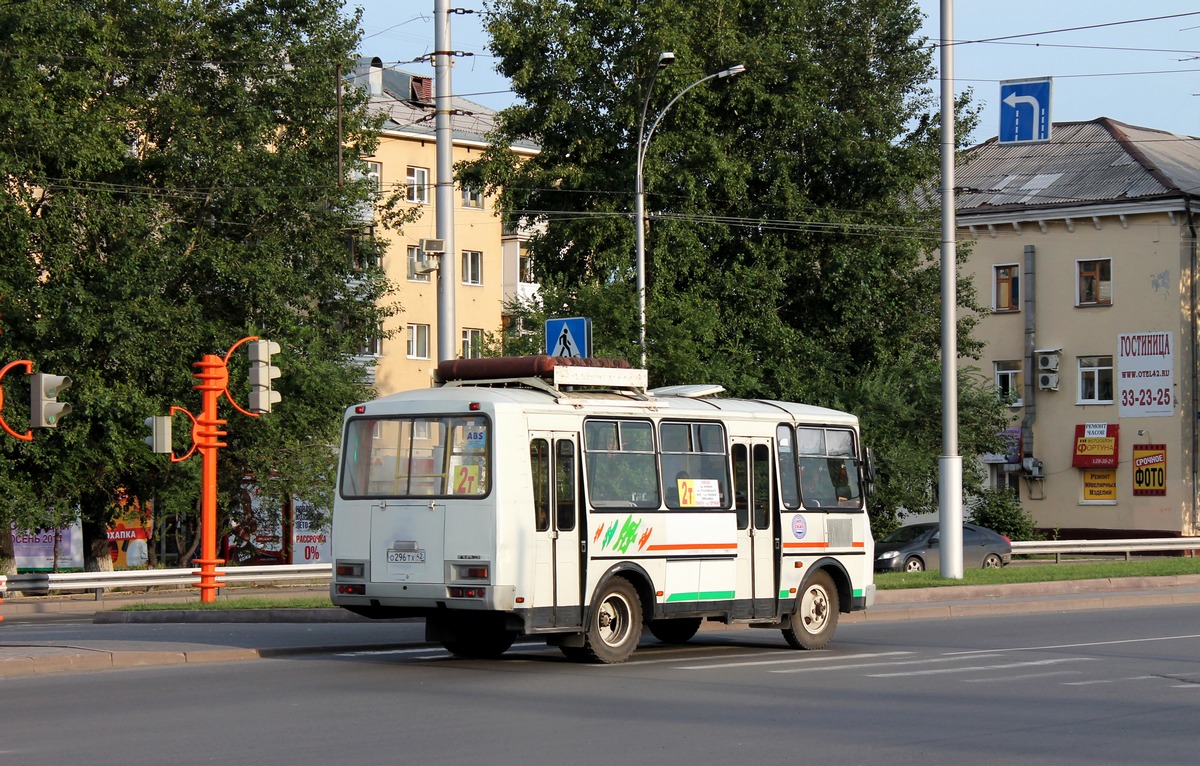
674;651;912;670
867;657;1096;678
963;671;1081;683
945;634;1200;656
769;654;1000;675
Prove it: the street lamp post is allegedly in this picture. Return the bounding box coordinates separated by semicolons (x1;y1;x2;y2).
635;56;746;368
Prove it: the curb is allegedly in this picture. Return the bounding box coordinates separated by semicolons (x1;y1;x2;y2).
93;608;411;625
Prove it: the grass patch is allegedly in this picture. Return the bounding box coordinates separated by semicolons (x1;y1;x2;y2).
118;596;333;611
876;557;1200;590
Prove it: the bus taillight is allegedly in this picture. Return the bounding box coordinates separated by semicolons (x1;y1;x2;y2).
449;587;486;598
336;562;364;577
337;584;366;595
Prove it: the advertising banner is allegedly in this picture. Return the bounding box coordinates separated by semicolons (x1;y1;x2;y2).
1072;423;1119;468
12;521;84;570
1117;332;1173;418
1132;444;1167;497
291;497;331;564
107;496;152;568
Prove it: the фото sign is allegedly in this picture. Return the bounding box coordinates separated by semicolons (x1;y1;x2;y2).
1132;444;1167;497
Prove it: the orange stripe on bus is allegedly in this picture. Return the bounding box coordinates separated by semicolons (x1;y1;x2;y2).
782;542;830;549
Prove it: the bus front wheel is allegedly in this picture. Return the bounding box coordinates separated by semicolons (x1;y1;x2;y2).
580;577;643;664
782;570;839;650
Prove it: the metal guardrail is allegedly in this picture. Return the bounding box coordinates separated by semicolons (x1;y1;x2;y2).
1011;538;1200;563
1;539;1197;597
0;563;332;597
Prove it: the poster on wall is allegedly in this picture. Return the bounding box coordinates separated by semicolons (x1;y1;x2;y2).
1117;332;1174;418
1072;423;1119;468
1132;444;1167;496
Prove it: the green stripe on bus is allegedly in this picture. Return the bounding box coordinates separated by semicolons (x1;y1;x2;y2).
854;588;864;598
665;591;736;603
778;589;789;599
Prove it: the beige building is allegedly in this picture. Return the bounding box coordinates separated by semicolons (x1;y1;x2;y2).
957;117;1200;537
351;60;537;395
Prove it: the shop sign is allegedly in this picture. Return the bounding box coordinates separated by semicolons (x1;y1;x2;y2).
1072;423;1118;468
1132;444;1167;497
1082;469;1117;502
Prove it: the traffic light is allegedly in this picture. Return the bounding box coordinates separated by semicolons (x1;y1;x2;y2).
144;415;172;453
29;373;71;428
248;340;281;414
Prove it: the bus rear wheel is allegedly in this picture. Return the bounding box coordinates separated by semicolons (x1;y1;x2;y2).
782;570;839;650
578;577;642;664
648;617;702;645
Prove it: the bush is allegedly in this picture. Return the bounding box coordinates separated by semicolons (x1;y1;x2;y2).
968;487;1040;541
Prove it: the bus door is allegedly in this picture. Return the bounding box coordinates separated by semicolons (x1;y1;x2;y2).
529;432;583;628
732;440;777;619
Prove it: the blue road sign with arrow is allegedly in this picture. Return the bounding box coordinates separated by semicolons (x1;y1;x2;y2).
545;317;591;358
999;77;1052;143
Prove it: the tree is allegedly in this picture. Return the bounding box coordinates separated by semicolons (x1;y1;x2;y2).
0;0;396;574
468;0;1012;532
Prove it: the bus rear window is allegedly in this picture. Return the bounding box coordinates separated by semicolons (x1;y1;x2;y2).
340;415;490;498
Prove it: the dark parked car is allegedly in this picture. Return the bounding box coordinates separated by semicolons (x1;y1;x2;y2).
875;522;1011;573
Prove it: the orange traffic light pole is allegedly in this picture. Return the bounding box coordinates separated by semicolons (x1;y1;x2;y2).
0;360;35;441
174;337;262;603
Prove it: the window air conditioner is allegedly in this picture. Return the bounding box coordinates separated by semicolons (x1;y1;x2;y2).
1038;372;1059;391
1022;457;1044;478
1036;353;1059;371
418;238;445;255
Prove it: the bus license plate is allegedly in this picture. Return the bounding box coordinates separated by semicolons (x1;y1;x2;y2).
387;549;425;564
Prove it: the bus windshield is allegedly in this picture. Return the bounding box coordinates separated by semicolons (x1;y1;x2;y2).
340;415;490;498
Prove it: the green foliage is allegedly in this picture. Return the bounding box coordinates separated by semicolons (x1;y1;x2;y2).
968;486;1041;542
471;0;1004;532
0;1;396;557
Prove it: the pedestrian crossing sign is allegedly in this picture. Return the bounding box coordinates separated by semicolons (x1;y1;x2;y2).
545;317;591;358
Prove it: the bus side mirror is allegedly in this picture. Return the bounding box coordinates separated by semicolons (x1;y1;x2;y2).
862;446;878;499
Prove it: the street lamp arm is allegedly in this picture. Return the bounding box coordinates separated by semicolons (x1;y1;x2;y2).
634;62;745;369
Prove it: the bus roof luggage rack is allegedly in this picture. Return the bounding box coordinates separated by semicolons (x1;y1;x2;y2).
435;355;649;395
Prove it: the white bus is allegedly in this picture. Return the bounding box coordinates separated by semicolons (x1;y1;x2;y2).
331;356;875;663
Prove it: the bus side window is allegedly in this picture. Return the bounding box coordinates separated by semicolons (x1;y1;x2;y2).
752;444;771;530
555;439;576;531
530;439;550;532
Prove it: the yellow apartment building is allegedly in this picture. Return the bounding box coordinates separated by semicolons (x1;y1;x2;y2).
350;59;538;395
957;118;1200;537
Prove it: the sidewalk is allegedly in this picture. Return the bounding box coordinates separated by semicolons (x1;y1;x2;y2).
4;575;1200;678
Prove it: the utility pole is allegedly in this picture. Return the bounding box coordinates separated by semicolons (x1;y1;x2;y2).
939;0;964;579
433;0;457;362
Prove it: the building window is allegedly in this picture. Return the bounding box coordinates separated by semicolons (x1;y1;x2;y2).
518;243;534;283
461;328;483;359
993;264;1019;312
407;323;430;359
406;166;429;204
1077;259;1112;306
348;226;378;270
1078;355;1113;403
461;184;483;209
994;360;1022;406
462;250;483;285
366;161;382;196
406;245;431;283
358;323;383;357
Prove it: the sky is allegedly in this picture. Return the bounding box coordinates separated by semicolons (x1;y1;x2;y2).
346;2;1200;145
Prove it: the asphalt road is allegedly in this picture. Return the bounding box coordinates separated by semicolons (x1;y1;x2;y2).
2;605;1197;766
